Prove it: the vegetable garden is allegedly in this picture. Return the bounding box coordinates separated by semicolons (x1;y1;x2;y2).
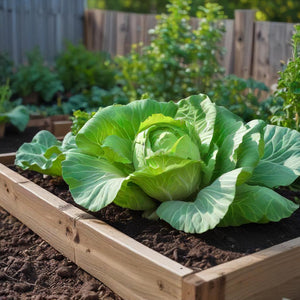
1;0;300;299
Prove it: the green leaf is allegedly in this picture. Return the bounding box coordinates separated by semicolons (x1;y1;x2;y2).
101;135;133;164
213;118;265;183
15;130;64;176
133;113;200;170
62;151;128;211
175;94;216;155
62;151;157;211
219;184;299;227
76;99;178;156
114;182;157;211
248;125;300;187
131;155;202;202
156;168;243;233
0;105;29;131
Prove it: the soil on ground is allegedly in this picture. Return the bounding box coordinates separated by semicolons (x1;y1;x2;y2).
0;126;41;154
1;133;300;298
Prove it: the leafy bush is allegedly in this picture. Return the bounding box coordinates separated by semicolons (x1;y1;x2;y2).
56;43;116;94
117;0;226;101
11;49;63;103
70;110;95;135
210;75;270;122
270;25;300;131
0;53;14;85
61;95;299;234
0;81;29;132
40;86;129;116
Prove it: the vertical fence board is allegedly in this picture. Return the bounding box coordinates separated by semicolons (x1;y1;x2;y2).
223;19;235;75
234;9;256;78
252;22;271;85
0;0;85;65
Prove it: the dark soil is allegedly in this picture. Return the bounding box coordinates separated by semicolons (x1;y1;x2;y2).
1;166;300;298
0;206;123;299
0;126;41;154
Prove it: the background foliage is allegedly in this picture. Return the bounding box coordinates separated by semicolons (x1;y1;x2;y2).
87;0;300;23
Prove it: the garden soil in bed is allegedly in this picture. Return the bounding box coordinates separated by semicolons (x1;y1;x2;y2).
1;167;300;299
0;126;41;154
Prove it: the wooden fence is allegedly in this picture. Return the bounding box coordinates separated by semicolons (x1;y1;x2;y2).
84;9;296;88
0;0;86;65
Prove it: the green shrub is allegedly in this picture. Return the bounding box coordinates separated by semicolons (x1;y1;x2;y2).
0;80;29;131
11;49;63;103
117;0;226;101
270;25;300;131
56;43;116;94
0;53;14;85
210;75;270;122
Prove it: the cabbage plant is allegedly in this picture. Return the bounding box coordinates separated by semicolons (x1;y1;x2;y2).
61;95;300;233
15;131;75;176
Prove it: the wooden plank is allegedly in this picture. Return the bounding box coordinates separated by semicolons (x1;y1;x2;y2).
116;12;129;55
233;10;256;78
75;217;192;300
0;163;193;300
27;117;52;130
52;120;72;138
252;22;271;85
223;19;235;75
0;164;80;262
0;152;16;165
183;237;300;300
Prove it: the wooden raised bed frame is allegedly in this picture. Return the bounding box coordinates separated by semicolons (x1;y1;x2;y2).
0;153;300;300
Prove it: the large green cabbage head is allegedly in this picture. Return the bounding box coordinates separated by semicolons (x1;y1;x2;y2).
62;95;300;233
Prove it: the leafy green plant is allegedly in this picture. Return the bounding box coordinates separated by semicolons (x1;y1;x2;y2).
11;48;64;103
210;75;270;122
61;95;299;234
15;131;76;176
0;53;14;85
0;81;29;132
42;86;129;116
271;25;300;131
117;0;226;101
71;110;96;135
56;43;116;94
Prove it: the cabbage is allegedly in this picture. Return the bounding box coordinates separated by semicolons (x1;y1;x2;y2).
62;95;299;233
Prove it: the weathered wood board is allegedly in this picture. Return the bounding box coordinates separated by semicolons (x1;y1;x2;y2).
0;155;300;300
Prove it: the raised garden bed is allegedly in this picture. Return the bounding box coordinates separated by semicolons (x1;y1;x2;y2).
0;116;72;154
27;115;72;140
0;153;300;300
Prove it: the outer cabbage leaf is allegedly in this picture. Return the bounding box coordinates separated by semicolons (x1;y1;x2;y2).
15;130;64;176
248;125;300;187
212;119;265;184
76;100;178;157
156;168;243;233
62;151;156;211
219;184;299;227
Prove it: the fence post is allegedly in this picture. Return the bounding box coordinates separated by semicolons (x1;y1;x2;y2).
233;9;256;78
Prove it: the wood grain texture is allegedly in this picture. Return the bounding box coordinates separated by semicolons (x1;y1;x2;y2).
0;152;16;165
183;237;300;300
0;0;85;65
1;156;300;300
51;120;72;138
234;10;255;78
0;162;193;300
